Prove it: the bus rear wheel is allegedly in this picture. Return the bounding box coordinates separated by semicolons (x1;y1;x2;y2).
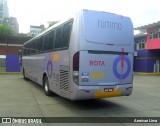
43;76;52;96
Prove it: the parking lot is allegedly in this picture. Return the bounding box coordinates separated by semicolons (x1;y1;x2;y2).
0;74;160;126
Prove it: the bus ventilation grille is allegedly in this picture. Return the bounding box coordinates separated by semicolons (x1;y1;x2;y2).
60;70;69;92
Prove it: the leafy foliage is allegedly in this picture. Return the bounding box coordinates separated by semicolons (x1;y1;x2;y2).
0;24;15;37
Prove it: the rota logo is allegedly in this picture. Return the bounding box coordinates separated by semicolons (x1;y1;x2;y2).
90;60;105;66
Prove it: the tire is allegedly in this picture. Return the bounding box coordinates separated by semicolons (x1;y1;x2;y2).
43;76;52;96
23;68;28;80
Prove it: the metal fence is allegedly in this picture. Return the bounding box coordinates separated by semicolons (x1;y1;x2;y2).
0;56;6;72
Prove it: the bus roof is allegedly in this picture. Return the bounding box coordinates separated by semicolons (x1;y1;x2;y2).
24;9;131;46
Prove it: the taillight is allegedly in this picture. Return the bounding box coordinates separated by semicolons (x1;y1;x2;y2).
73;52;79;84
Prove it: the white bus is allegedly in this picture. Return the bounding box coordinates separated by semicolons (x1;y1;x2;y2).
22;9;134;100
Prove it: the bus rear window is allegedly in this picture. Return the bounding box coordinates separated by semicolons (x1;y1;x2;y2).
83;11;133;46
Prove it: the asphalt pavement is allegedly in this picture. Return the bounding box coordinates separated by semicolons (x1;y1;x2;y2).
0;73;160;126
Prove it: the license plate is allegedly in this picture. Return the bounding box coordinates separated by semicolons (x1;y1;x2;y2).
104;88;114;92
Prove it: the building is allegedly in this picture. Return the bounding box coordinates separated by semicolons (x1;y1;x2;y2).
0;0;19;33
30;25;45;37
3;17;19;33
0;36;30;55
0;0;9;23
134;21;160;73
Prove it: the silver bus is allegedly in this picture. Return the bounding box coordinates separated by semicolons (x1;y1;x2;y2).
22;9;134;100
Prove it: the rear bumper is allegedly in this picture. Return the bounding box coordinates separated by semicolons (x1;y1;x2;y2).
71;84;133;100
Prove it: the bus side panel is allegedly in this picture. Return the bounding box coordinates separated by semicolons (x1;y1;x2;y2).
44;50;71;99
58;50;71;99
23;54;45;86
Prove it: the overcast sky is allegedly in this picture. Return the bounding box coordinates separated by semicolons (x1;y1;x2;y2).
7;0;160;33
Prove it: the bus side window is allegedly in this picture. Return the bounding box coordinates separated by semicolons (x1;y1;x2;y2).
48;30;55;50
28;43;31;55
61;21;73;48
44;33;49;51
34;40;38;53
30;42;34;54
31;42;34;54
44;30;54;51
32;40;37;54
54;27;63;49
25;44;29;55
37;36;44;53
37;39;40;53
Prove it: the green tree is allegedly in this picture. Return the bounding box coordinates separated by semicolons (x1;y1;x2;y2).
0;24;15;37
